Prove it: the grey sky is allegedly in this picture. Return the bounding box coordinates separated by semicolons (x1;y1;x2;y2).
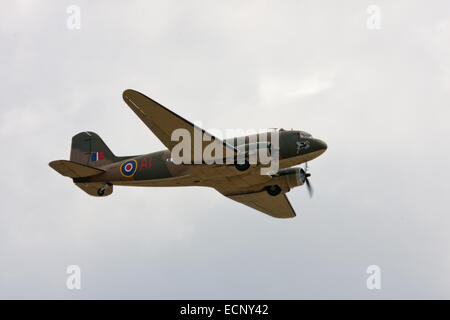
1;0;449;299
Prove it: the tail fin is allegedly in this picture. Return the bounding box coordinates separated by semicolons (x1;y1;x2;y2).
70;132;117;167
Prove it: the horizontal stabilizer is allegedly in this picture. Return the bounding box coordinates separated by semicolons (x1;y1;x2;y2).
49;160;105;178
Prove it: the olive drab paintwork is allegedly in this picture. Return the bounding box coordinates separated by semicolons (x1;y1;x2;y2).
49;89;327;218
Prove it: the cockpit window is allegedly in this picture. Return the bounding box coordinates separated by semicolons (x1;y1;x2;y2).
299;131;312;138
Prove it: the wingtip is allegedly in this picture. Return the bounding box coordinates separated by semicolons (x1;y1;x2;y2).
48;160;58;168
122;89;136;100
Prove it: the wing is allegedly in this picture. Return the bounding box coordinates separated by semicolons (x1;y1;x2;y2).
226;191;296;218
122;89;237;163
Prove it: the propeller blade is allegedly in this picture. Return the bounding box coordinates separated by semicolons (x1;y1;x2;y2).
305;178;314;198
299;167;314;198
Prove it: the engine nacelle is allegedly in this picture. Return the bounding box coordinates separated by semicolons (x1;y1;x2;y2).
271;167;306;192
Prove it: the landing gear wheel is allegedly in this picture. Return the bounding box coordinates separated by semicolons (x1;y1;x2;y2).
97;188;106;196
235;161;250;171
266;185;281;196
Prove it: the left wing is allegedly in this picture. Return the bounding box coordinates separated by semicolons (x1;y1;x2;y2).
226;191;296;218
122;89;237;163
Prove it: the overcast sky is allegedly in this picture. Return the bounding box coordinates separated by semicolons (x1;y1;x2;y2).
1;0;450;299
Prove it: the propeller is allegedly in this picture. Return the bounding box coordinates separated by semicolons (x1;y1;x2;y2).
299;163;314;198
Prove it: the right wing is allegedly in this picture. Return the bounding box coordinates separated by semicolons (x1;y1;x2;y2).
226;191;296;218
122;89;237;163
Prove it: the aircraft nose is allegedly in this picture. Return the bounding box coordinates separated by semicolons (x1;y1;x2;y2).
312;138;327;153
317;139;327;150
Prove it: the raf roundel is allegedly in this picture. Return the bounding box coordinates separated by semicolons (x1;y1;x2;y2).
120;159;137;177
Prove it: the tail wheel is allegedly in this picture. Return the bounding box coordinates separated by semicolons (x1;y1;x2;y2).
266;185;281;196
235;161;250;171
97;188;106;196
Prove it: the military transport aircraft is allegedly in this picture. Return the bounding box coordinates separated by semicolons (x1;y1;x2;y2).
49;89;327;218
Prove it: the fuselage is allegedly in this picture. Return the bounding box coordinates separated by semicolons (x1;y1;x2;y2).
76;129;327;190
